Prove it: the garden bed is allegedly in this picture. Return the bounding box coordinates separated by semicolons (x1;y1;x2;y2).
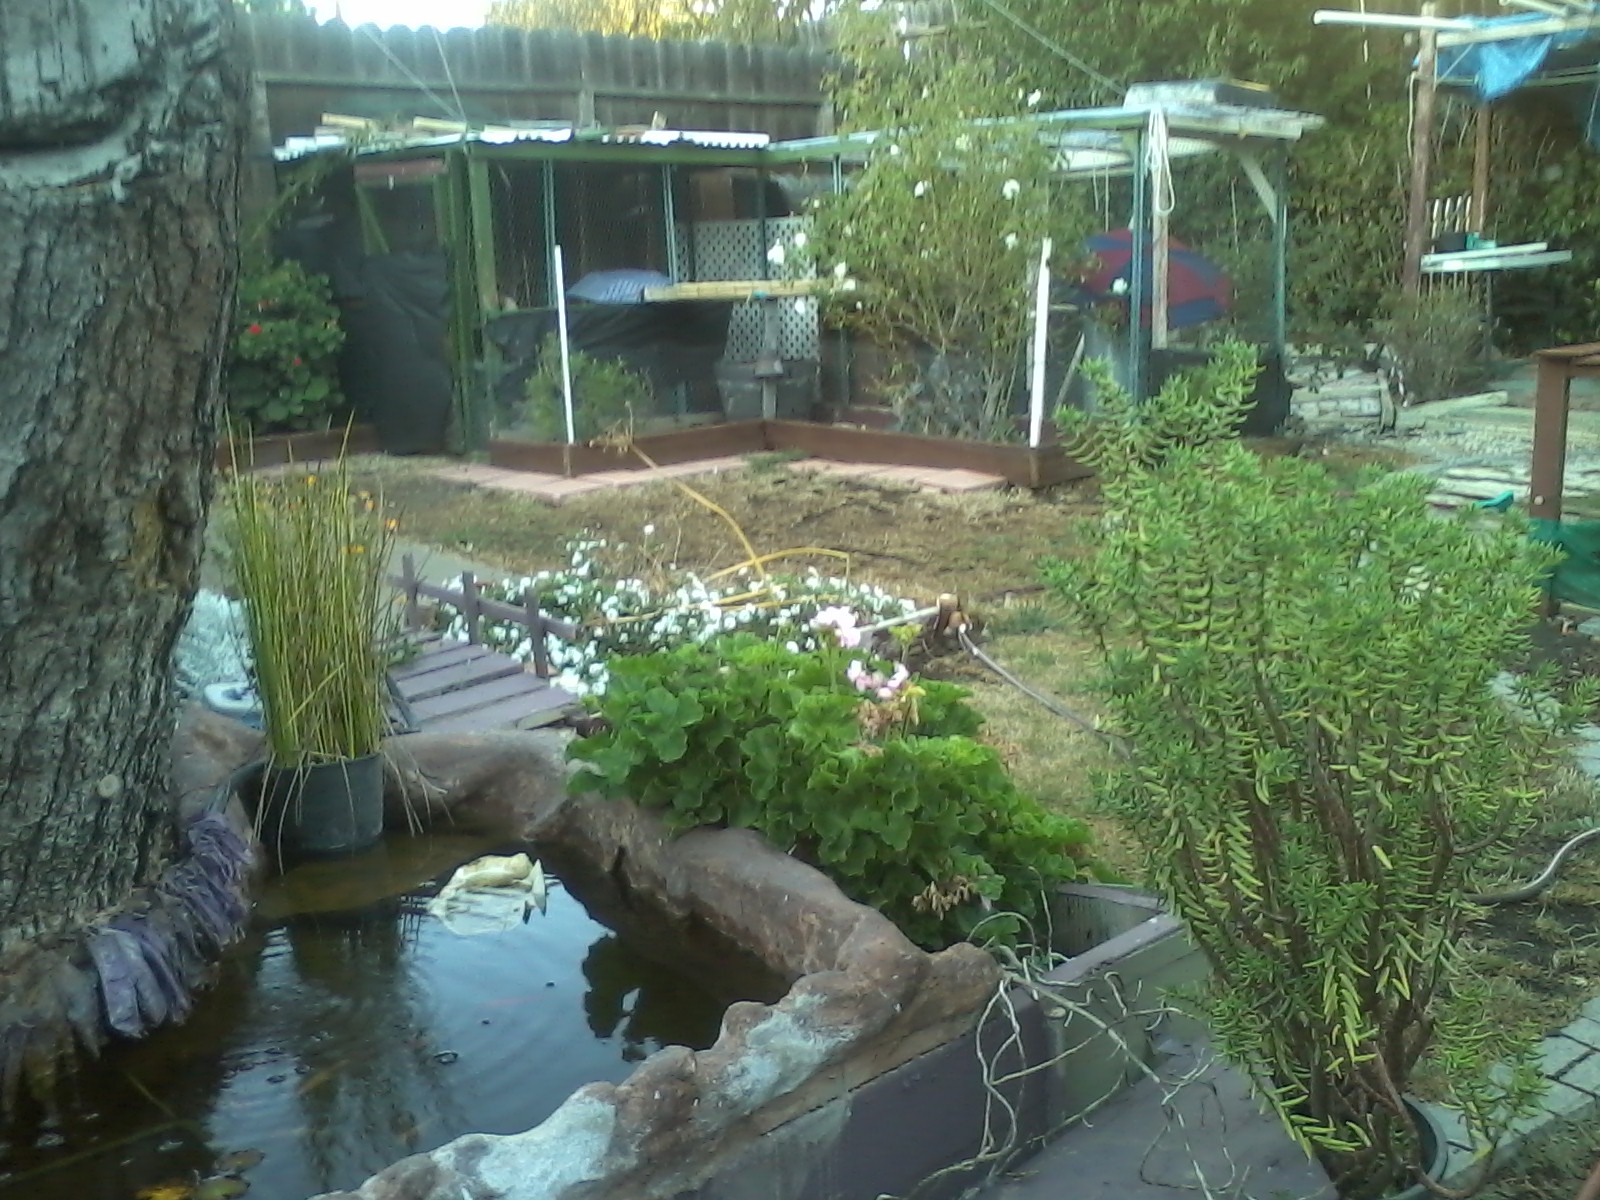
215;423;381;471
484;419;1091;489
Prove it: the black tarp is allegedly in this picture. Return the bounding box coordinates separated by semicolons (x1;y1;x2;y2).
485;300;733;425
275;217;455;455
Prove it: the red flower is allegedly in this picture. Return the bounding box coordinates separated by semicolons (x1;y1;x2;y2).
247;323;263;335
292;356;303;367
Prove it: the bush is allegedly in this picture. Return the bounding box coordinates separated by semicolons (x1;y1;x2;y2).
227;257;346;433
1378;284;1490;406
568;636;1097;949
525;333;652;442
1046;343;1583;1197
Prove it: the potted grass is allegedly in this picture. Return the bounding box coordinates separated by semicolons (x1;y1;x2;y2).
1045;344;1588;1199
224;448;398;862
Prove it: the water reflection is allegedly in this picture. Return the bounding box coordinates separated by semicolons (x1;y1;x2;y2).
0;833;785;1200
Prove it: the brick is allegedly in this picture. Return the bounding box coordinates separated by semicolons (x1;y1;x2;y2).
1538;1035;1593;1080
1555;1051;1600;1098
481;473;564;493
795;460;889;478
1561;1016;1600;1052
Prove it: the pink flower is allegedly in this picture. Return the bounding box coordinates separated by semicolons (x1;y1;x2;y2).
813;605;863;648
246;323;263;335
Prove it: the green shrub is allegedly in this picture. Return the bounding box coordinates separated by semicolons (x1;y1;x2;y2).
568;636;1097;949
227;257;346;432
525;333;652;442
1047;342;1583;1198
1378;284;1490;406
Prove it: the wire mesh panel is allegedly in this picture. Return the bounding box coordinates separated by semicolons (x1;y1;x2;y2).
674;217;819;362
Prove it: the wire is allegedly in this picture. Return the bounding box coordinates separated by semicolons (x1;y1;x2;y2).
957;626;1127;753
969;0;1123;100
356;24;470;127
1467;824;1600;904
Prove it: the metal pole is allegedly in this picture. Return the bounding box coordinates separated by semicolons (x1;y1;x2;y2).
1028;238;1053;448
1128;129;1151;402
1271;146;1290;360
554;245;577;445
1403;2;1440;297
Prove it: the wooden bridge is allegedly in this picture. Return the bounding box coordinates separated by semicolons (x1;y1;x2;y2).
388;555;582;735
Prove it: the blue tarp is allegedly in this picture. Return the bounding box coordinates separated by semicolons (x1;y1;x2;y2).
1436;12;1600;144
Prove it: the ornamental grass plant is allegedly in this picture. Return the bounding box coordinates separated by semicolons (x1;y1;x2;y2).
224;448;397;768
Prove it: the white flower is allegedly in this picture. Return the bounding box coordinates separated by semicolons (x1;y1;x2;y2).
888;143;901;156
1027;89;1043;108
954;135;970;152
1003;233;1019;250
642;523;655;536
1002;179;1021;200
766;242;786;267
1111;277;1130;296
913;180;928;198
841;278;857;292
833;261;849;280
792;230;807;248
785;640;800;653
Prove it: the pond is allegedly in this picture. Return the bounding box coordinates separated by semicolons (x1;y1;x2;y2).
0;832;785;1200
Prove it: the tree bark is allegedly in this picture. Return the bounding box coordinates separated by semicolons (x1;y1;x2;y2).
0;1;244;959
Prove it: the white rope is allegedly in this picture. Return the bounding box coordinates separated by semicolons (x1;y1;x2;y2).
1146;108;1176;219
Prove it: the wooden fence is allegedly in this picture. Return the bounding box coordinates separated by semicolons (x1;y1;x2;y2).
242;12;835;150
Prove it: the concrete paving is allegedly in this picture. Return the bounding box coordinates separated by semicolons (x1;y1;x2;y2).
987;1040;1335;1200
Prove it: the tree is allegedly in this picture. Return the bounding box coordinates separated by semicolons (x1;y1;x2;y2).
487;0;698;39
0;0;245;963
488;0;829;43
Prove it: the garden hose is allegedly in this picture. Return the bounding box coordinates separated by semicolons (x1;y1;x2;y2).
1466;825;1600;905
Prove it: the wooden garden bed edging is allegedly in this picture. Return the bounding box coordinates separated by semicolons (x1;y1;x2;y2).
215;424;382;471
487;420;1091;489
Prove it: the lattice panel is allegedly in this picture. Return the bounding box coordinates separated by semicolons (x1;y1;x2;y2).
674;218;819;363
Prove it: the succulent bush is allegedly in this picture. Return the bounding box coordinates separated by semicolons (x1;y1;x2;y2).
1046;342;1584;1197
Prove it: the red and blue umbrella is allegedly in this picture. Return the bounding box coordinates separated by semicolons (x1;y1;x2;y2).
1078;228;1231;330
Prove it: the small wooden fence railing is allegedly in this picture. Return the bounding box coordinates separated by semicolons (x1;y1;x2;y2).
384;555;584;734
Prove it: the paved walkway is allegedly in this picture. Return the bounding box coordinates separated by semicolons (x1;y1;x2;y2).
423;454;1005;504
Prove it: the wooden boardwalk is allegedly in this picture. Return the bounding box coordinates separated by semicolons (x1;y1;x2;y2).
388;558;581;735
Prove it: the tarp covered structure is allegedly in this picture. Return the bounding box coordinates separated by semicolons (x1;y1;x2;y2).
1436;10;1600;144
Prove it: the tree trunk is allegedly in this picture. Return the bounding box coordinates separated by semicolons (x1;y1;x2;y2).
0;0;244;959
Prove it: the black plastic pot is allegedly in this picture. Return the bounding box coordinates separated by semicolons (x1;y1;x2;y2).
259;753;385;862
1384;1100;1451;1200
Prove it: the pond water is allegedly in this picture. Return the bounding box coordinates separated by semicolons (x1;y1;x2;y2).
0;832;785;1200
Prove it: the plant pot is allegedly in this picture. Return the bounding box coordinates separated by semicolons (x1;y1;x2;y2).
259;753;385;862
1382;1100;1451;1200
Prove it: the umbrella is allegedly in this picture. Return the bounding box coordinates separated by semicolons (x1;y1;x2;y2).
1077;228;1231;330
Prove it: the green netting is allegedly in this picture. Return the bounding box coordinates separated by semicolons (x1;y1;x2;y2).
1531;518;1600;610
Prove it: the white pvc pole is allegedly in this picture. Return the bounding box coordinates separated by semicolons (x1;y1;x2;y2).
553;245;577;445
1028;237;1053;449
1312;10;1473;29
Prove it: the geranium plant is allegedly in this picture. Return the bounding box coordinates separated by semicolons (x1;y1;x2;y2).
227;256;346;433
569;635;1097;949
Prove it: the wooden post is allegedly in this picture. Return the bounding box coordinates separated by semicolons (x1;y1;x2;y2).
1531;352;1571;617
460;571;482;645
400;553;423;630
1471;104;1492;237
1403;3;1439;297
524;594;552;678
1149;112;1171;351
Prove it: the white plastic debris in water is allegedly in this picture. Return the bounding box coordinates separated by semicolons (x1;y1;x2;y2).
426;852;549;937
